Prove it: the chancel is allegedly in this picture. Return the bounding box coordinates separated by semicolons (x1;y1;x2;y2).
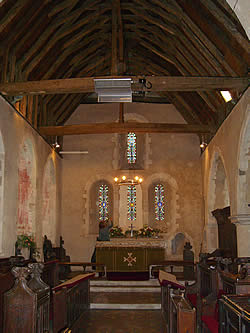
0;1;249;332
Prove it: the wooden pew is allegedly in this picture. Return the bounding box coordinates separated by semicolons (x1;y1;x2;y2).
0;256;31;333
219;294;250;332
3;263;50;333
159;270;196;333
149;260;195;280
52;273;94;332
42;259;59;287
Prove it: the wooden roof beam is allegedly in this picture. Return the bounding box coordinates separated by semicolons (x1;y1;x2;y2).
0;76;248;96
39;122;212;136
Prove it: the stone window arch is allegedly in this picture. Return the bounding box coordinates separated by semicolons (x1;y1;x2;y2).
148;182;167;225
112;113;152;170
0;131;5;254
17;139;36;235
89;179;113;234
146;173;180;235
42;157;56;244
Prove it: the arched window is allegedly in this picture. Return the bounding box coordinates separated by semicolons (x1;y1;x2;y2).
127;185;136;220
98;184;109;221
127;132;137;164
154;184;165;221
89;180;113;234
148;179;171;232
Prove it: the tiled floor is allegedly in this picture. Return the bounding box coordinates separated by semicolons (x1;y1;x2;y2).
75;309;168;333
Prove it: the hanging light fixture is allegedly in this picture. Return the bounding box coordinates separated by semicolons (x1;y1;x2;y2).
114;175;143;185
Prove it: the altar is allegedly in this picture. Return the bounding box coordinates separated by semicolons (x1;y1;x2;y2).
96;238;166;272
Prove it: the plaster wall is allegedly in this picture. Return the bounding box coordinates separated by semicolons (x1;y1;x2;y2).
61;103;203;261
227;0;250;38
0;96;62;257
202;88;250;255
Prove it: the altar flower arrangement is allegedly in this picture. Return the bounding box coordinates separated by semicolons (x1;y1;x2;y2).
16;234;36;249
138;225;161;238
110;226;124;238
16;234;39;258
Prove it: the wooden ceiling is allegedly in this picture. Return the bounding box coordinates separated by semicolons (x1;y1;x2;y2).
0;0;249;141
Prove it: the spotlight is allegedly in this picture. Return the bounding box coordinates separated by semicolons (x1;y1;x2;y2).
200;142;207;149
220;91;232;102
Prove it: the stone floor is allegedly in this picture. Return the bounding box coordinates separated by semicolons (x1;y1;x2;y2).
72;278;168;332
74;309;168;333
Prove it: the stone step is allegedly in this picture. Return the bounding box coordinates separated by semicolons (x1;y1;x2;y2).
90;285;160;292
90;279;160;286
90;291;161;310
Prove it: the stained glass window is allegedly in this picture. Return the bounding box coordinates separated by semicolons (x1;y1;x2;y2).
155;184;165;220
127;132;136;164
98;184;109;221
127;185;136;220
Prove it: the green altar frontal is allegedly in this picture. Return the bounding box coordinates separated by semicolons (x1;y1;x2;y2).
96;238;165;272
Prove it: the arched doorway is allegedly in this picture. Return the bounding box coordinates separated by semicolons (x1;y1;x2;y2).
206;151;230;252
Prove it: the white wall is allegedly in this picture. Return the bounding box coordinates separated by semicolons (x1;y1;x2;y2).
0;96;62;257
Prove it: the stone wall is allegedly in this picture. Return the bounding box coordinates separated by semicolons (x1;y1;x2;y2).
61;103;203;261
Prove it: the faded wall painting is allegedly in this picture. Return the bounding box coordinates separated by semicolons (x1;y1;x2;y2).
17;139;36;235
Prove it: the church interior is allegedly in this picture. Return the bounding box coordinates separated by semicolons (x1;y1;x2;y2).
0;0;249;332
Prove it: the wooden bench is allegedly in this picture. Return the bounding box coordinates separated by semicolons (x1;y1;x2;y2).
58;261;107;278
52;273;94;332
159;270;196;333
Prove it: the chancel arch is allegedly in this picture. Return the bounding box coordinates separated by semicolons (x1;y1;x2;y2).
17;138;36;236
0;131;4;254
206;150;230;252
42;156;56;245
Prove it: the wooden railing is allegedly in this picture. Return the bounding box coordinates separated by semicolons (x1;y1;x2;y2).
149;260;195;280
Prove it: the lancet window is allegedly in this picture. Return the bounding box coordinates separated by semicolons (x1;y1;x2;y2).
155;184;165;221
127;185;136;220
98;184;109;221
127;132;137;164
